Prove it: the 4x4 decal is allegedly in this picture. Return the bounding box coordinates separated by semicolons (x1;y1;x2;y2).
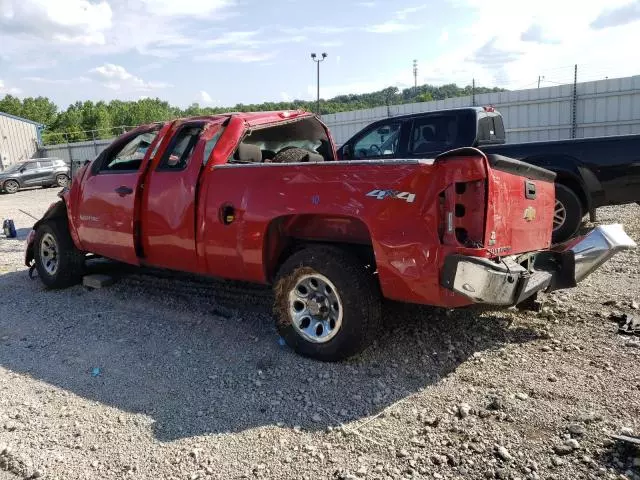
366;189;416;203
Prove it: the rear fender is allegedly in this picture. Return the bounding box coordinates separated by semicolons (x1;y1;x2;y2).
263;214;374;282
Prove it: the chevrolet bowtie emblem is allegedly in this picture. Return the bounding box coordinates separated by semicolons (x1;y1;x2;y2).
523;206;536;222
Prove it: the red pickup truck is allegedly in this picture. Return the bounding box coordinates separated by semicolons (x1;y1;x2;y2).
25;110;635;361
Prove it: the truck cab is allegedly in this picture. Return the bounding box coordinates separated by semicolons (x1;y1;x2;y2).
338;107;505;161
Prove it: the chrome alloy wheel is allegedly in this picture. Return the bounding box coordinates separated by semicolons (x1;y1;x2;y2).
553;199;567;231
40;232;59;275
288;274;343;343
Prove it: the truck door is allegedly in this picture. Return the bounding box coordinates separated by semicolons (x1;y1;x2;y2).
75;126;165;265
139;121;225;273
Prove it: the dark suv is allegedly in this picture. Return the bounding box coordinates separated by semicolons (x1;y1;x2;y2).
0;158;70;194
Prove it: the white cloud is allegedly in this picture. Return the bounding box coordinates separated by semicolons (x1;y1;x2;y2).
90;63;172;91
279;26;350;35
319;40;343;48
205;30;261;47
439;30;449;42
365;22;419;34
139;0;234;17
199;90;213;103
435;0;640;89
0;0;112;45
24;76;90;85
280;92;292;102
0;79;22;95
520;24;559;44
395;5;428;20
195;49;277;63
591;1;640;29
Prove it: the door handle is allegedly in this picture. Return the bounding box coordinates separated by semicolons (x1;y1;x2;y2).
115;186;134;197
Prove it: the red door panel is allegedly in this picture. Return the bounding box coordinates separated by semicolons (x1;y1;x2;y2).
141;173;200;272
75;126;169;265
140;122;225;273
76;173;140;264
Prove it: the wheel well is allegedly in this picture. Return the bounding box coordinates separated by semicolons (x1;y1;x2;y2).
34;200;68;230
264;215;376;282
2;178;20;187
555;174;588;212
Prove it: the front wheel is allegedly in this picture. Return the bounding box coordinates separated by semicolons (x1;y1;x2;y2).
273;245;382;362
552;184;583;244
56;174;70;187
3;180;19;194
34;219;85;289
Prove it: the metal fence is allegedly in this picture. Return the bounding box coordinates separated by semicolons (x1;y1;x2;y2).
37;75;640;160
37;138;112;164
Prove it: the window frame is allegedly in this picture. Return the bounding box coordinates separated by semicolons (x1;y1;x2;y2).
20;162;38;171
202;126;225;166
156;123;205;172
94;126;161;175
351;119;405;160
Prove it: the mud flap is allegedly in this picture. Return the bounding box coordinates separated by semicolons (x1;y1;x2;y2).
28;263;38;280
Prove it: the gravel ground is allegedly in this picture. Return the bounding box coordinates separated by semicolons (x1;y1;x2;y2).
1;187;639;480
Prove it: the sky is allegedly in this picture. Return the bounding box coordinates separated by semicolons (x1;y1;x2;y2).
0;0;640;109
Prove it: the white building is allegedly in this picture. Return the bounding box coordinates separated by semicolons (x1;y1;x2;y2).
0;112;43;171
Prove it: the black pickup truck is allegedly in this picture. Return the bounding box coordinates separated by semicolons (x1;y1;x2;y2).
337;107;640;242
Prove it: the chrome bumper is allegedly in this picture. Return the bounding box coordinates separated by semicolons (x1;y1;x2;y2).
441;224;636;306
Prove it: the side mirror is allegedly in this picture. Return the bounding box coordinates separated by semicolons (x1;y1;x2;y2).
376;127;391;135
19;168;26;173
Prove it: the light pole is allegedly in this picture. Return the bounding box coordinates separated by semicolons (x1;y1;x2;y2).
311;52;327;115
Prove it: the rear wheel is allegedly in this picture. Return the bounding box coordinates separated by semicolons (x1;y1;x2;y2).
3;180;19;194
56;174;70;187
552;184;583;244
273;245;381;362
34;219;85;289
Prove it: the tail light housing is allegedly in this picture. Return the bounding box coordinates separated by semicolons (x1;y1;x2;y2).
440;180;486;248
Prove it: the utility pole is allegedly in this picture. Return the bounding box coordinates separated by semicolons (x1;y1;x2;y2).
311;52;327;116
538;75;545;88
472;78;476;106
413;59;418;92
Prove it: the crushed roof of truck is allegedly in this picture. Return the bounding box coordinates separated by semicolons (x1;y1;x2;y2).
172;110;315;127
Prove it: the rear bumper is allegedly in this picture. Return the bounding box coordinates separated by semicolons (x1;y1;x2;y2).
441;224;636;306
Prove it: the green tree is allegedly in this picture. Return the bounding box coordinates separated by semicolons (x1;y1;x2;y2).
0;95;24;118
2;80;506;146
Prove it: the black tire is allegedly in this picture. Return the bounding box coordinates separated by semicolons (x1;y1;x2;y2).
3;179;19;194
273;245;382;362
272;147;313;163
56;174;70;187
33;219;85;289
552;184;583;244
